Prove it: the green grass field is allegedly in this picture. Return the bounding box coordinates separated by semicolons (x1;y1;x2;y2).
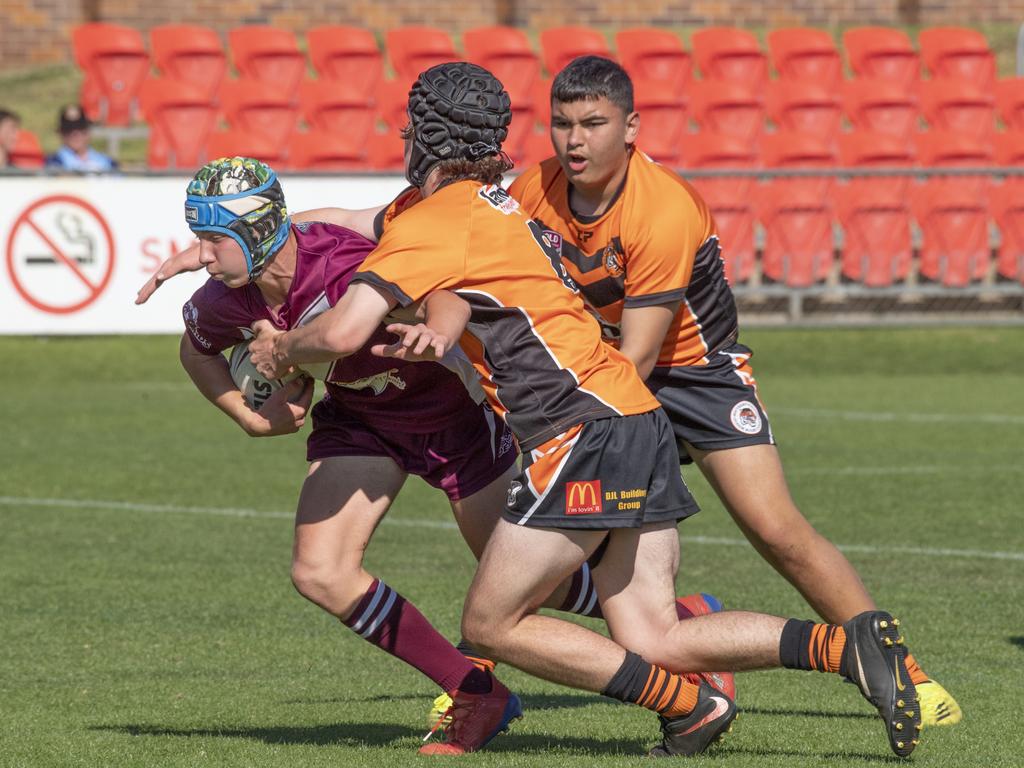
1;327;1022;767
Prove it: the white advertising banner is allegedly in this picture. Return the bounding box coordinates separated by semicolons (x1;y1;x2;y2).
0;174;409;334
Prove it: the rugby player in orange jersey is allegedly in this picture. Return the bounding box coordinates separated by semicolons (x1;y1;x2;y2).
244;62;924;759
506;55;961;730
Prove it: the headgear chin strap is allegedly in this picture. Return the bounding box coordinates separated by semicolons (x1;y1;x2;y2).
405;62;512;187
184;157;290;281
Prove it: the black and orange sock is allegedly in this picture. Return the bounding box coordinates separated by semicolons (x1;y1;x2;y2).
779;619;847;673
603;651;701;718
455;639;497;673
903;652;930;685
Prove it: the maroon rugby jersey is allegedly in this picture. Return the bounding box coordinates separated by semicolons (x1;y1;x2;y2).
183;221;481;434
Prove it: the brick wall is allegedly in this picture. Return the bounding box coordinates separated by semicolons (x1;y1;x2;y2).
3;0;1024;71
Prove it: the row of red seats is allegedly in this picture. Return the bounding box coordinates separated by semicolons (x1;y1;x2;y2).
72;23;998;127
694;178;1023;288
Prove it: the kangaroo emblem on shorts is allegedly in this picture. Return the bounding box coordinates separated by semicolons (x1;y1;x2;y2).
332;369;407;395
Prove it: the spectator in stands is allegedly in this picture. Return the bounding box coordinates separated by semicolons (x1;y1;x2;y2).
45;104;118;173
0;108;20;166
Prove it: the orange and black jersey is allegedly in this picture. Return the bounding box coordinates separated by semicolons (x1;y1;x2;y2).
508;149;739;368
352;179;661;452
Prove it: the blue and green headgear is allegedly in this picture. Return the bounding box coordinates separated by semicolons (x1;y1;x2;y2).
185;157;290;281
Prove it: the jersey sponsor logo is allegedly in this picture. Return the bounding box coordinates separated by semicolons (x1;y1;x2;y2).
498;426;515;458
730;400;763;435
541;229;563;256
602;242;624;278
478;184;520;215
182;300;211;349
507;479;523;506
574;227;594;242
566;480;602;515
330;368;407;395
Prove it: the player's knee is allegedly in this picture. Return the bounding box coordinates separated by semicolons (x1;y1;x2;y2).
290;556;355;606
460;602;502;655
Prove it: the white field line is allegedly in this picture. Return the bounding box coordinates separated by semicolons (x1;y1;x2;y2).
1;495;1021;563
772;406;1024;426
102;385;1024;426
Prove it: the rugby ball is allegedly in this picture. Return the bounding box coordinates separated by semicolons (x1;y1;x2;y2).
228;341;302;410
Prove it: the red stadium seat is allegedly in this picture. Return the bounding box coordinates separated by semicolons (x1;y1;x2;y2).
919;79;995;139
150;25;226;101
691;27;768;91
836;184;912;285
496;80;535;162
913;183;991;285
515;129;554;168
995;132;1024;165
539;27;612;77
995;77;1024;131
71;23;150;125
386;26;459;86
299;79;375;145
915;129;994;197
842;78;919;144
689;80;765;144
140;78;217;169
615;28;692;90
919;27;996;91
839;130;916;197
766;80;843;141
289;130;367;170
681;133;759;283
220;78;300;147
376;78;412;133
366;131;405;172
632;78;688;166
761;130;838;198
307;26;383;99
990;182;1024;280
759;185;834;286
463;26;541;95
8;130;45;168
228;26;306;94
207;129;286;165
71;23;107;120
767;27;843;89
532;77;553;128
842;27;920;91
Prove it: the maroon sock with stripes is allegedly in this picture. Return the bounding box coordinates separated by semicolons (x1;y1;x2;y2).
559;563;604;618
341;579;485;694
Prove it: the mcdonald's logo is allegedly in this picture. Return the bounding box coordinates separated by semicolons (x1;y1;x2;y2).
565;480;602;515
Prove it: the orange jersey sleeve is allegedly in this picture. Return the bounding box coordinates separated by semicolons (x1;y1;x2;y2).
372;186;424;240
357;190;467;305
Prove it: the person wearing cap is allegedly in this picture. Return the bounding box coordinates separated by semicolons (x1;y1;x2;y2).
45;104;118;173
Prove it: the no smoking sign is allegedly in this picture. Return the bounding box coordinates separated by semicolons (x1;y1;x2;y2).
6;195;116;314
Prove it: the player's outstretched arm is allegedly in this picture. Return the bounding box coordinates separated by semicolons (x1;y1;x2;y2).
136;241;202;304
371;290;470;363
618;302;680;380
178;334;311;437
294;205;386;243
249;282;396;380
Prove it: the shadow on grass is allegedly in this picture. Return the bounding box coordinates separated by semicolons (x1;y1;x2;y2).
89;722;646;754
1010;636;1024;650
739;705;876;721
722;746;907;763
281;691;604;711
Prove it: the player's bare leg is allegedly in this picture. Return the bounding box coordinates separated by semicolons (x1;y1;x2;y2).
291;456;406;616
293;456;495;706
449;463;573;610
688;441;960;726
687;442;874;623
593;521;784;672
